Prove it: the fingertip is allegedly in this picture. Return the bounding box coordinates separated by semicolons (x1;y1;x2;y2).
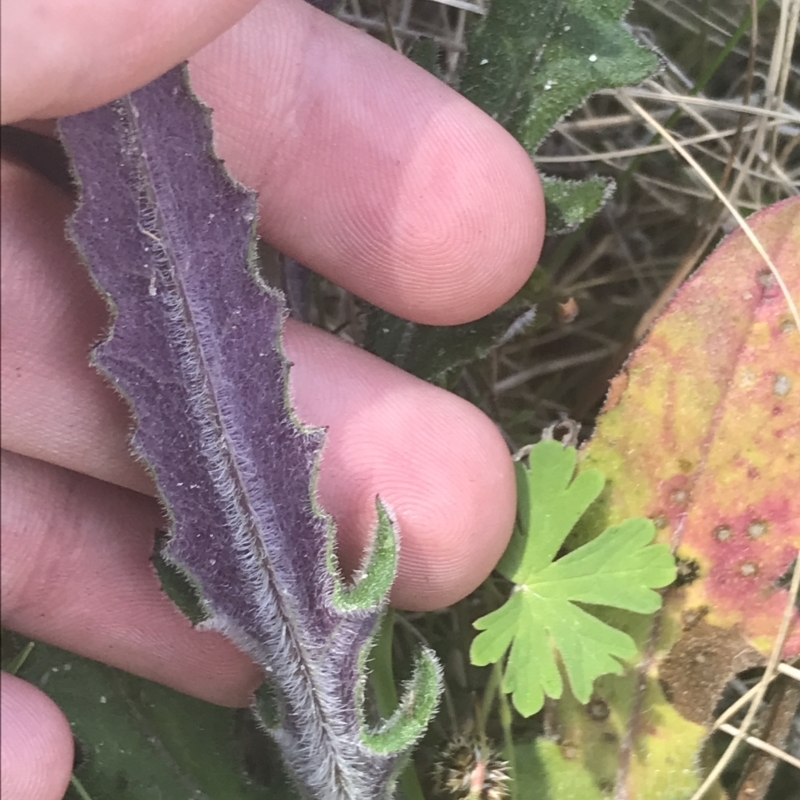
386;395;517;610
388;110;545;324
284;322;517;610
1;672;74;800
189;0;545;325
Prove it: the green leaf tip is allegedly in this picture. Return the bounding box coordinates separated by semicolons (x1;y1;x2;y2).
472;440;676;716
542;175;616;235
334;498;398;612
364;646;443;754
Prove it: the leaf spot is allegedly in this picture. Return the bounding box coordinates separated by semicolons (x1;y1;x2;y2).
739;368;757;390
585;697;609;721
773;373;791;396
739;561;758;577
758;269;776;289
713;524;732;542
588;54;598;62
682;606;708;629
562;744;579;760
670;488;688;507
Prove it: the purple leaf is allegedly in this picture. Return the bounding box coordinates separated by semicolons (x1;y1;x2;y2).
58;65;440;800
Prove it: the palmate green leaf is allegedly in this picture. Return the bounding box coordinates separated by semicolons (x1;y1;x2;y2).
471;441;676;717
497;439;605;582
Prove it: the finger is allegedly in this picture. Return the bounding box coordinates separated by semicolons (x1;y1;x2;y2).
0;160;142;491
3;159;517;609
1;451;262;706
0;448;503;716
0;672;74;800
5;0;543;323
1;0;260;123
188;0;544;323
286;322;516;608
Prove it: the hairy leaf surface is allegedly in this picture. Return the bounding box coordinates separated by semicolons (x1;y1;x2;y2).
364;301;539;385
457;0;658;231
541;175;616;235
459;0;658;151
58;65;440;800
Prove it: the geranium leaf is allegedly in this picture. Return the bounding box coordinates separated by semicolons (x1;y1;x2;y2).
471;440;675;717
498;439;605;583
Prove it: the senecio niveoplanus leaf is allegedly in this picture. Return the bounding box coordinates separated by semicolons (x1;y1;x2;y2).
470;440;675;717
58;66;441;800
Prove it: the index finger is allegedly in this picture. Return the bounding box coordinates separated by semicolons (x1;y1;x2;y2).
189;0;544;324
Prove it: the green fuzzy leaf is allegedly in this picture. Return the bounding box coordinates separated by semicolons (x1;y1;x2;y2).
471;440;676;717
9;637;295;800
363;302;540;385
519;3;659;150
459;0;659;151
542;175;615;234
334;499;397;611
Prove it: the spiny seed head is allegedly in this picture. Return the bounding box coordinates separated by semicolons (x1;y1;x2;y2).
432;736;510;799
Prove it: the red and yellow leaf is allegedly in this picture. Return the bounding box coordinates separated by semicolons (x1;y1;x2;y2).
539;198;799;799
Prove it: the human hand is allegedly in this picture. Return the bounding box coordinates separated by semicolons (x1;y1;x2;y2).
1;1;544;797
